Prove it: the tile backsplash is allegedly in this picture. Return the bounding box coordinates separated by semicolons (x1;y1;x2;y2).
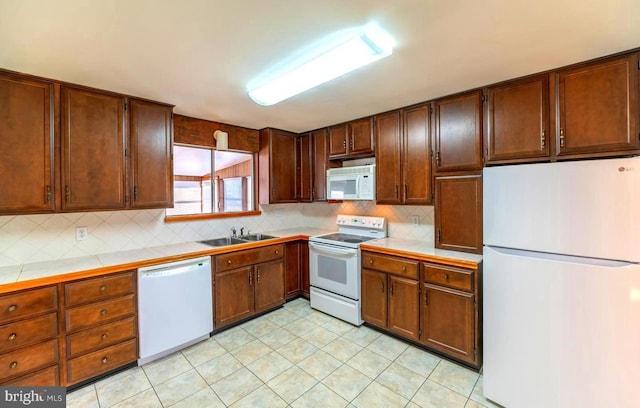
0;203;434;267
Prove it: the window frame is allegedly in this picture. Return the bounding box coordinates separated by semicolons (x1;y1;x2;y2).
165;144;260;222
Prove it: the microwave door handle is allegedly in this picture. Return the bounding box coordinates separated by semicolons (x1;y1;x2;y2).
309;242;357;257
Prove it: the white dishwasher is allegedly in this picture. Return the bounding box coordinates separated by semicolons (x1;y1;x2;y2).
138;256;212;365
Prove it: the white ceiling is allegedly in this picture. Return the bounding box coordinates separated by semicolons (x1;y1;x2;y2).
1;0;638;133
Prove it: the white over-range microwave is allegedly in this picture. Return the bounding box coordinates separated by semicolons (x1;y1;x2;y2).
326;165;375;200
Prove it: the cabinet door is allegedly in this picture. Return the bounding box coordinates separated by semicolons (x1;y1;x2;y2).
361;269;387;329
129;99;173;209
554;52;639;157
375;110;402;204
61;86;126;210
421;283;475;365
435;175;482;254
388;275;420;341
285;242;301;299
215;266;253;327
300;243;310;297
348;117;374;156
485;75;550;164
254;259;285;313
434;91;483;173
404;105;432;204
328;124;347;158
270;129;298;203
311;129;328;201
0;72;55;213
298;133;312;202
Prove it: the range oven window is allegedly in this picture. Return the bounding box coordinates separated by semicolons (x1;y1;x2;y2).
317;255;347;284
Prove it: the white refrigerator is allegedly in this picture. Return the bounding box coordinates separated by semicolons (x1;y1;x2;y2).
483;157;640;408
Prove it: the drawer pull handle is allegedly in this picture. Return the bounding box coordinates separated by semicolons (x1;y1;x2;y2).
444;273;449;281
100;309;107;316
102;357;108;364
100;285;107;292
7;305;17;312
8;333;16;341
381;282;384;293
369;259;374;264
101;333;108;340
227;260;232;265
402;266;406;271
274;250;279;255
9;361;17;369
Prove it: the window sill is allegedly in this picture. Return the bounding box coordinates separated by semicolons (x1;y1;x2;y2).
164;210;262;223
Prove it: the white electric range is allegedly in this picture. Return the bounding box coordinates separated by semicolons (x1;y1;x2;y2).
308;215;387;325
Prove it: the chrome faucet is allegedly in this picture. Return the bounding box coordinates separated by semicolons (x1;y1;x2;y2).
240;226;246;237
231;227;237;238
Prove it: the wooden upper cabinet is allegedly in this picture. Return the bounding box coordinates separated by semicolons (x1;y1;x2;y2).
434;90;483;173
435;175;482;254
403;105;432;204
311;129;328;201
328;118;374;159
348;117;374;156
259;128;298;204
328;124;348;158
375;106;432;205
485;75;550;164
553;52;639;158
298;133;312;202
0;72;55;214
129;99;173;209
375;110;403;204
61;86;127;211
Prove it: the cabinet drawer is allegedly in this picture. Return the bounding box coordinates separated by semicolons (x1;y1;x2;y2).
67;339;137;384
0;339;58;382
0;286;57;324
1;365;59;386
66;271;135;307
66;295;135;333
423;264;473;292
0;312;57;353
362;252;419;279
216;244;284;272
67;317;136;358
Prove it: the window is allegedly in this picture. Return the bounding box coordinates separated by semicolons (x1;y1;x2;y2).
166;145;255;218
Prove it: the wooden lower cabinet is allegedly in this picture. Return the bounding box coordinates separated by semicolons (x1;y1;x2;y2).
214;244;285;329
421;262;480;366
0;286;60;385
361;250;482;368
284;241;310;299
361;252;420;341
62;271;138;386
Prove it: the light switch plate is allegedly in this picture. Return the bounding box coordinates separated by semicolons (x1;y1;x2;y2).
76;227;89;241
411;215;420;225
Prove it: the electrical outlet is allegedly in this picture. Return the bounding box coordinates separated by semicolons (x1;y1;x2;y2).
76;227;89;241
411;215;420;225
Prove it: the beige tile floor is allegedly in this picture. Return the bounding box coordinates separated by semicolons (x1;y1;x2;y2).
67;298;500;408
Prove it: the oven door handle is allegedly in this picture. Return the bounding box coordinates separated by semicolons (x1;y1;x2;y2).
309;242;358;257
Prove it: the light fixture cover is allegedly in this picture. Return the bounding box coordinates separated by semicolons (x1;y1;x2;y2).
248;25;393;106
213;130;228;151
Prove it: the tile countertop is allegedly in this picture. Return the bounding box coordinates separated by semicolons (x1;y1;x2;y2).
0;227;334;293
0;228;481;292
361;238;483;269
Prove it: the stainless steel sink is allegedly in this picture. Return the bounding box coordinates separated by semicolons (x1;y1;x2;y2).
238;233;278;241
199;237;246;247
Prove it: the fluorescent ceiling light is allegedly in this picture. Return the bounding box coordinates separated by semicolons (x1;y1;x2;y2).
248;25;393;106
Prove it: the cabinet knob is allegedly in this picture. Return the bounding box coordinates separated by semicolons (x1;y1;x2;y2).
369;259;374;264
9;361;17;369
101;333;108;340
381;282;384;293
227;260;232;265
102;357;108;364
100;285;107;292
8;333;16;341
402;266;406;271
274;250;279;255
100;309;107;316
7;304;17;312
443;273;449;281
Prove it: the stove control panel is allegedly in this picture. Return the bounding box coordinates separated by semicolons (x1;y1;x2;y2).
336;215;386;230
